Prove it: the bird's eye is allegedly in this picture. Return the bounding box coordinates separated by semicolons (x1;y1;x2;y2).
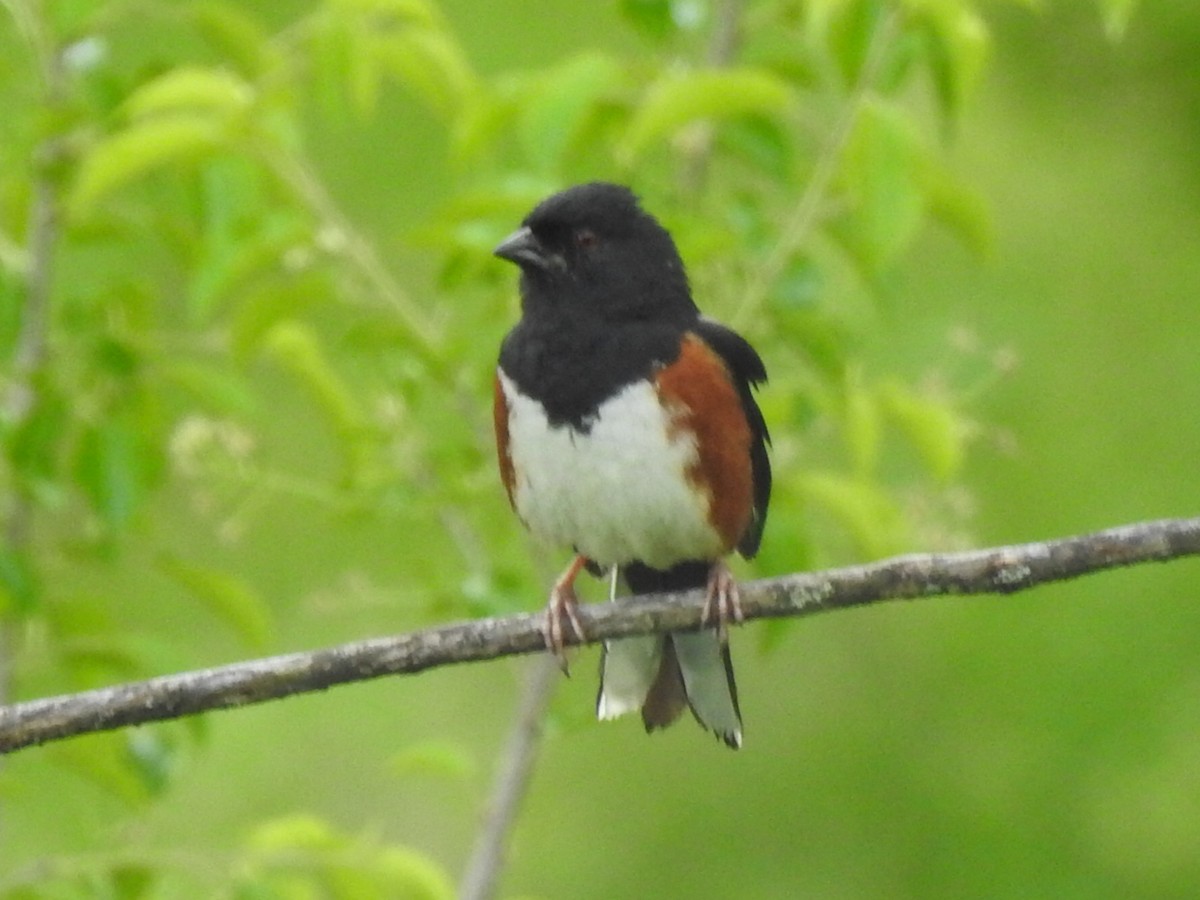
575;229;598;250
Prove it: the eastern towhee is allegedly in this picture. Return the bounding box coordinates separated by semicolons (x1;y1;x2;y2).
492;182;771;748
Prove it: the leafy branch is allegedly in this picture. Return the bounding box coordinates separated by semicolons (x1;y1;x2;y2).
735;7;902;324
1;516;1196;755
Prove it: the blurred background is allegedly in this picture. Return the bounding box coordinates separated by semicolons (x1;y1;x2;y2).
1;0;1199;897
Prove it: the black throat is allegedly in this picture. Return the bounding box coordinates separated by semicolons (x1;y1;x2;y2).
499;309;693;433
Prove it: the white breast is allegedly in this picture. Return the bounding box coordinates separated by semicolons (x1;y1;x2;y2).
499;371;721;569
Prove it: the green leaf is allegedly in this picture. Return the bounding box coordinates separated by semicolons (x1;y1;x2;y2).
450;87;517;163
391;740;475;781
162;361;256;416
264;320;365;437
1100;0;1139;39
330;0;438;24
348;21;385;115
518;52;624;171
376;27;476;118
828;0;885;85
720;115;793;180
157;554;273;650
69;115;229;218
310;12;358;119
94;337;140;378
0;544;38;614
189;209;310;324
124;729;176;795
921;159;991;256
774;256;823;309
323;866;390;900
122;66;255;121
50;734;153;805
620;67;794;162
881;380;965;482
111;864;156;900
193;1;277;77
619;0;676;42
915;3;989;125
837;98;926;271
75;420;147;529
248;814;340;854
187;155;276;324
8;383;69;483
229;274;325;363
44;591;116;638
0;225;28;276
318;0;467;118
60;635;146;687
841;370;880;477
266;320;379;487
242;815;453;900
771;307;848;379
800;471;906;558
373;848;453;900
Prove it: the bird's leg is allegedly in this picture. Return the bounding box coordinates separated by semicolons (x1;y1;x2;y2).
701;559;744;646
544;554;588;672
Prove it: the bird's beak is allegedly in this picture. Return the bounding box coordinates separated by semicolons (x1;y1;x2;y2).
494;226;557;272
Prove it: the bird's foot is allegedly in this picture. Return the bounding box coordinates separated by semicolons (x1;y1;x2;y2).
701;560;744;646
543;555;588;673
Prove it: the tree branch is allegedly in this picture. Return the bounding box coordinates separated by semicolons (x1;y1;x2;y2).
1;516;1197;754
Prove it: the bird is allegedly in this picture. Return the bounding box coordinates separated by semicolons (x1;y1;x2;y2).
491;182;771;748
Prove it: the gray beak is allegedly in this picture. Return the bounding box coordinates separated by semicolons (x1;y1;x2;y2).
494;226;555;271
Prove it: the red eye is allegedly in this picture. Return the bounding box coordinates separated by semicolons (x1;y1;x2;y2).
575;229;598;249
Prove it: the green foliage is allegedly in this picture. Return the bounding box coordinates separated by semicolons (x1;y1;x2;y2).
156;553;274;650
0;0;1166;896
0;544;37;614
619;67;796;163
235;815;454;900
0;814;453;899
1099;0;1140;38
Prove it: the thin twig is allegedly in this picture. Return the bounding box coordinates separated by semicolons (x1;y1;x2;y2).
0;517;1196;754
458;655;559;900
679;0;745;190
458;566;619;898
3;5;66;707
261;149;443;356
459;572;626;897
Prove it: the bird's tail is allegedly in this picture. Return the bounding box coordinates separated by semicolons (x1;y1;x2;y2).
596;561;742;749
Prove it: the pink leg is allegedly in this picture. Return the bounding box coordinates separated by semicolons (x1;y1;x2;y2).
702;559;744;645
544;554;588;671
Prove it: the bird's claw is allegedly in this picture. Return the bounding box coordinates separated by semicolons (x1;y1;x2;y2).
702;561;744;646
543;583;585;674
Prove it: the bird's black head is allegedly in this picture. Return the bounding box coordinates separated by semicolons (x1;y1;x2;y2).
494;182;697;324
